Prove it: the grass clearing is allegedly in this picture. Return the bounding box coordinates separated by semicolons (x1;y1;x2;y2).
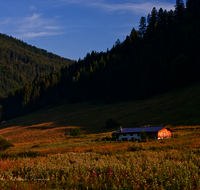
0;130;199;189
0;82;200;188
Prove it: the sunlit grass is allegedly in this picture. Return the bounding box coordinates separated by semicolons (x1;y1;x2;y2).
0;148;200;189
0;126;199;189
1;82;200;188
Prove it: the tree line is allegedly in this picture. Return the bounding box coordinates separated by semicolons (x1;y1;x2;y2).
0;0;200;121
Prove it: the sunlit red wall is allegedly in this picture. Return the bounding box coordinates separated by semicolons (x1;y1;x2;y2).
158;128;171;139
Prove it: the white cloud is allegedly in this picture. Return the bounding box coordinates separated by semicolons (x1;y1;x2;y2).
16;13;63;38
0;19;11;25
45;26;60;30
0;11;63;39
22;32;64;38
20;13;54;30
60;0;174;14
28;13;40;21
29;5;37;11
94;2;174;14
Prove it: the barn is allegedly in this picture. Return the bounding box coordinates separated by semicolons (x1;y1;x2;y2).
117;126;174;140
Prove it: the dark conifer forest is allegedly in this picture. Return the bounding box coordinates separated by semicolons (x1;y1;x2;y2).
0;0;200;121
0;34;73;97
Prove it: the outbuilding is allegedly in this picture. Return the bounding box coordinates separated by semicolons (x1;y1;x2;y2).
117;126;174;140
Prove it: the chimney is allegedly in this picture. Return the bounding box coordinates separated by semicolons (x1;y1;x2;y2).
120;126;123;133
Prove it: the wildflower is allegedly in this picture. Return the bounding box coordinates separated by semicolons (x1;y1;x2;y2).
93;170;97;178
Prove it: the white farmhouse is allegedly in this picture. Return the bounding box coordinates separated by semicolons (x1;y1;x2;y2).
117;126;173;140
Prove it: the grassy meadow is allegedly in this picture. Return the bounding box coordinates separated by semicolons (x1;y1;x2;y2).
0;82;200;189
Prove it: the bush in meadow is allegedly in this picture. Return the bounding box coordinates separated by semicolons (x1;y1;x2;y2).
139;130;148;139
0;134;14;151
111;131;117;138
70;128;82;137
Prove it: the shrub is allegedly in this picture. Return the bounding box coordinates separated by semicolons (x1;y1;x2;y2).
0;151;43;159
149;146;160;150
65;132;69;136
17;151;42;158
70;128;82;137
111;132;117;138
139;130;149;139
105;118;121;129
0;135;14;151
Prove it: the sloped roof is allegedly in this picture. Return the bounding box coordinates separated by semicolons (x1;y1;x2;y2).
117;126;168;133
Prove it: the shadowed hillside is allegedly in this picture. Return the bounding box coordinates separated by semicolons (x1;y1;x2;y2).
1;81;200;150
0;0;200;123
0;33;74;97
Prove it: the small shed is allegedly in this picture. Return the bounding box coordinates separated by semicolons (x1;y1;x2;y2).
117;126;174;140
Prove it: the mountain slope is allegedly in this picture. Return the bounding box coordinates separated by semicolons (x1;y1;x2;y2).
0;33;74;97
0;0;200;122
0;81;200;150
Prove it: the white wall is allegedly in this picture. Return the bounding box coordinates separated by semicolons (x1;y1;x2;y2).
118;133;141;140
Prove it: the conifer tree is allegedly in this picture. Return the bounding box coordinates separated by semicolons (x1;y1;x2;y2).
146;7;157;41
139;17;146;38
174;0;185;25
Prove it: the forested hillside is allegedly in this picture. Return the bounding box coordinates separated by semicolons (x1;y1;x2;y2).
0;0;200;121
0;34;73;97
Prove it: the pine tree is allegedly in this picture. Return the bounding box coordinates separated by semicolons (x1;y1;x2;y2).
174;0;185;25
157;8;167;32
139;17;147;38
146;7;157;41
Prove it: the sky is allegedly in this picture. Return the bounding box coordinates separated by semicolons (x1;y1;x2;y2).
0;0;177;61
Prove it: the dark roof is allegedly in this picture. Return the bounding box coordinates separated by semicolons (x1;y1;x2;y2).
117;126;168;133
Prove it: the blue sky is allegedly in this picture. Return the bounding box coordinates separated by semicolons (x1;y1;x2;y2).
0;0;177;60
